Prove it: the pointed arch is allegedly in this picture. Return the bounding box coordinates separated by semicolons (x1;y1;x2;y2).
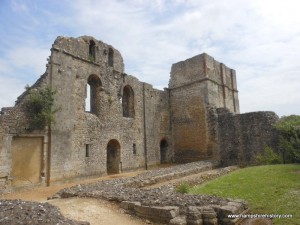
122;85;135;118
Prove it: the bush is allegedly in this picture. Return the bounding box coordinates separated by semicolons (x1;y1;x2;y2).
24;86;58;130
176;182;191;194
256;147;282;165
275;115;300;163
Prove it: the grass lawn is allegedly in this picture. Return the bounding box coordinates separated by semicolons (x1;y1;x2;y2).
189;164;300;225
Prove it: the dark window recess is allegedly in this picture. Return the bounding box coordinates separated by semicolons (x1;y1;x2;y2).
86;75;102;115
108;48;114;67
122;85;135;118
89;40;96;61
85;144;90;157
133;143;136;155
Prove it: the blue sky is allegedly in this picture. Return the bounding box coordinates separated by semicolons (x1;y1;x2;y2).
0;0;300;116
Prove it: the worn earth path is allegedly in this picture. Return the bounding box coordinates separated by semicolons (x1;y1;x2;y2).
0;170;161;225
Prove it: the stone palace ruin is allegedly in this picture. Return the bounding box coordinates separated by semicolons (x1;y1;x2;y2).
0;36;278;192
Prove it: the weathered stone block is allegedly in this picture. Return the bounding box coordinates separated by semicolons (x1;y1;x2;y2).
169;216;187;225
134;205;179;223
187;206;218;225
120;201;141;211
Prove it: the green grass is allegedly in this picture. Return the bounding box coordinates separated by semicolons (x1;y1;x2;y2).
189;164;300;225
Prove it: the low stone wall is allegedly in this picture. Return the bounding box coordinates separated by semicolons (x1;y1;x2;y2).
52;161;248;225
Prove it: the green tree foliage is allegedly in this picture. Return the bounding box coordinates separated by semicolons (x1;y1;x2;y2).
256;147;282;165
24;86;58;130
275;115;300;163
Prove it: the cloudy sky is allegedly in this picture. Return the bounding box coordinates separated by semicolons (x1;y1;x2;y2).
0;0;299;116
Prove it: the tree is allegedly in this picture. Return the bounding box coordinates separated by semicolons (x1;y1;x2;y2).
275;115;300;163
24;86;58;131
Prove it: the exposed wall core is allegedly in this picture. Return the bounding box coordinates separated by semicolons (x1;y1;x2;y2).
122;85;135;118
11;137;43;187
87;75;102;115
106;139;121;174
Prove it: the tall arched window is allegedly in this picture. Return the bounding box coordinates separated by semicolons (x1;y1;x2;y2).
108;48;114;67
122;85;134;118
89;40;96;61
86;75;102;115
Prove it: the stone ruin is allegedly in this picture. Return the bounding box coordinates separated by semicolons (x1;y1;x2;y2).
0;36;279;192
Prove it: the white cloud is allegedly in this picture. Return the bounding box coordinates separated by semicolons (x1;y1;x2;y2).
0;0;299;116
6;46;50;78
0;76;25;108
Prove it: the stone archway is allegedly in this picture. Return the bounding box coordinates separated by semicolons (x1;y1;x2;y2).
160;139;168;164
106;139;121;174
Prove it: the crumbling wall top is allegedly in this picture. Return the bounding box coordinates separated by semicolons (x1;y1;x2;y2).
52;36;124;73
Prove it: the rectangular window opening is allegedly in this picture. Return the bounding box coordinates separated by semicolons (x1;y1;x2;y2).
133;143;136;155
85;144;90;157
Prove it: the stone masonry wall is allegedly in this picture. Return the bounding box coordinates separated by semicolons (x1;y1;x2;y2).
0;73;49;192
0;36;171;190
170;82;210;163
169;53;239;163
48;36;170;182
217;109;279;166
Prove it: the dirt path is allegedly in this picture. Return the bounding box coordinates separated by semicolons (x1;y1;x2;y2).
49;197;152;225
0;171;143;201
0;171;155;225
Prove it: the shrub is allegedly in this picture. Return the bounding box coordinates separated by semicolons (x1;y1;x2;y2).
256;146;282;165
176;182;191;194
275;115;300;163
24;86;59;130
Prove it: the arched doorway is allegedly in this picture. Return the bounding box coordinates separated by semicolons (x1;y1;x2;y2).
160;139;168;163
106;139;121;174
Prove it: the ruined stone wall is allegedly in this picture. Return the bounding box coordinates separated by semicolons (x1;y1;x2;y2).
48;36;170;182
217;109;279;166
170;82;210;163
143;84;171;166
0;36;171;190
0;73;49;192
169;53;239;113
169;53;239;163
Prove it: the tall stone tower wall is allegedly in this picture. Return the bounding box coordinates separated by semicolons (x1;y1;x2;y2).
169;53;239;163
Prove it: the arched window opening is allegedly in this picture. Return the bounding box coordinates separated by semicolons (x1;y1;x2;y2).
86;75;102;115
107;139;121;174
108;48;114;67
89;40;96;61
122;85;135;118
160;139;168;164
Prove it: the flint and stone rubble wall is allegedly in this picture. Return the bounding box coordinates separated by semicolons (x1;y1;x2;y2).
217;109;279;166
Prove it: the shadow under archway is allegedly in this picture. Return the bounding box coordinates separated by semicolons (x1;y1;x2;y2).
160;139;169;164
106;139;121;174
